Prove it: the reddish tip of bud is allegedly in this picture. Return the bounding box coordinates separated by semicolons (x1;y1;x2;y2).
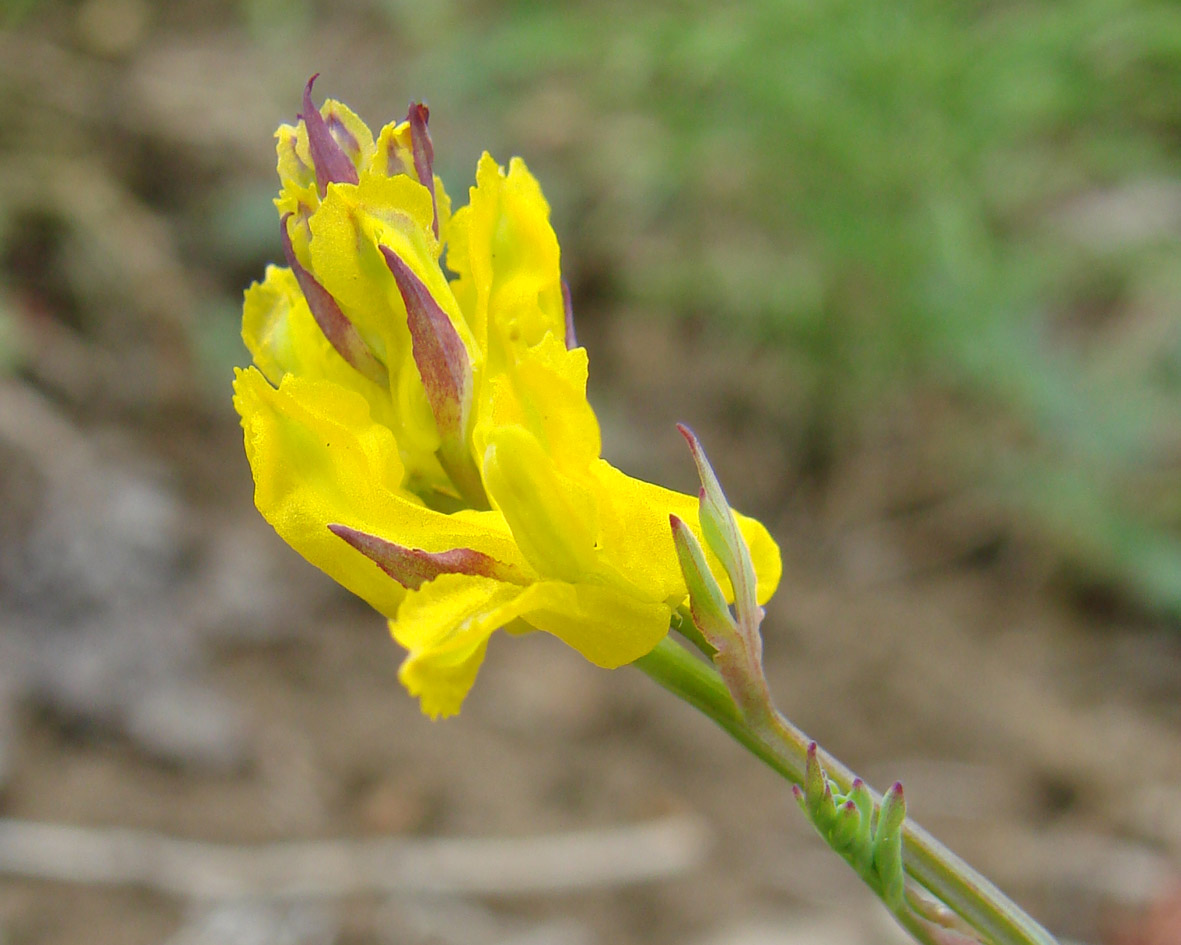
561;279;578;349
407;102;439;238
890;782;905;798
807;741;818;757
301;75;359;196
791;785;804;799
842;799;857;813
851;778;864;790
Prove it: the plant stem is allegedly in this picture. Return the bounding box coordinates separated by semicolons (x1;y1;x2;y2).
634;635;1059;945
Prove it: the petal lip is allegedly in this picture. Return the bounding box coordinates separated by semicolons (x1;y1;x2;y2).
329;523;527;589
301;74;359;195
280;215;389;388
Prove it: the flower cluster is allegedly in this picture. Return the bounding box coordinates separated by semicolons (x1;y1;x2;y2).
234;78;782;717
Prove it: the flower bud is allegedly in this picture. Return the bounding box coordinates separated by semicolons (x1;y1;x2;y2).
669;514;735;641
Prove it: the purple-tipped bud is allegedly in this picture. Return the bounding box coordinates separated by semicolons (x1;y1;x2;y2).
329;524;524;590
804;742;827;814
830;797;862;849
875;782;907;842
280;215;388;388
872;781;908;907
301;75;359;197
561;279;578;350
677;424;760;622
791;783;808;813
380;246;471;441
848;778;874;845
670;513;736;642
407;103;439;238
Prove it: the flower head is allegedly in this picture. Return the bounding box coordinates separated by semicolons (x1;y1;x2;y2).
234;78;782;717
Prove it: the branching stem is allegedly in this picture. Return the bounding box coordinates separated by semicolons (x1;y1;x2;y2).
634;635;1059;945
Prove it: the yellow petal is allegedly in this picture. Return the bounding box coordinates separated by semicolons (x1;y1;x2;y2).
393;574;671;718
233;368;524;616
481;425;600;582
473;333;599;478
447;153;566;360
276;122;315;194
241;264;406;436
371;120;413;177
242;264;325;386
520;582;671;669
319;98;375;173
393;574;528;718
592;462;783;606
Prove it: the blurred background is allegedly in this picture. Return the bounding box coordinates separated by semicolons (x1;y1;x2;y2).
1;1;1180;943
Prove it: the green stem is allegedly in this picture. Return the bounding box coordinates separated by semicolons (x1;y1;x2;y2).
634;635;1059;945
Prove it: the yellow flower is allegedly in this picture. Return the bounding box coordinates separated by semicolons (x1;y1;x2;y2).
234;78;782;717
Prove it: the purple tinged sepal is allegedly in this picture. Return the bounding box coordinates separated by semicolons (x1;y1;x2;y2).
380;246;471;439
280;215;389;388
673;424;770;718
407;103;439;238
380;245;488;509
669;514;735;641
301;75;359;197
329;524;525;590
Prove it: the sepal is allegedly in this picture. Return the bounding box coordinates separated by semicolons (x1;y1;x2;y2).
669;514;735;641
329;524;526;589
280;215;388;388
301;74;359;195
677;424;760;621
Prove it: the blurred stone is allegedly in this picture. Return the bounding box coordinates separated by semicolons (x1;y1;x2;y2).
165;901;339;945
124;682;247;773
357;779;430;835
382;895;595;945
690;913;866;945
0;381;252;771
